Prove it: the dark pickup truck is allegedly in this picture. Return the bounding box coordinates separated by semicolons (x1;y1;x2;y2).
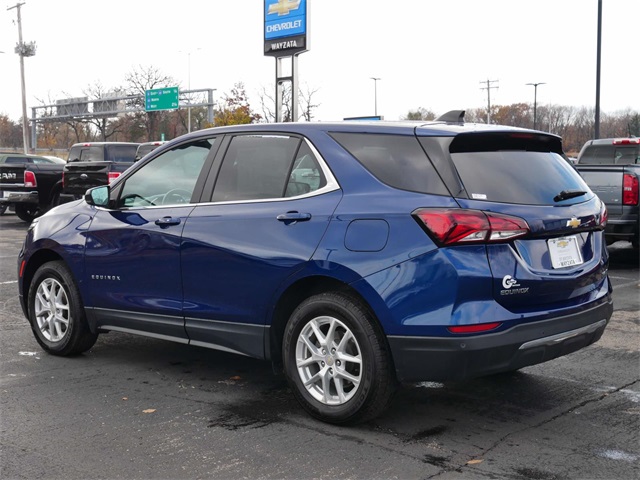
63;142;139;197
0;153;67;222
576;137;639;249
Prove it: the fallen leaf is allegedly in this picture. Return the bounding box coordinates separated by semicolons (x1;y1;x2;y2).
122;397;128;401
142;409;156;414
466;459;483;465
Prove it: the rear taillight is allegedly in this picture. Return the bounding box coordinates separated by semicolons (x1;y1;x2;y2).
599;202;608;227
413;208;530;246
622;174;638;206
108;172;121;184
24;171;37;188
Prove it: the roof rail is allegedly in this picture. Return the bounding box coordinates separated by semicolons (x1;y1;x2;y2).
435;110;465;123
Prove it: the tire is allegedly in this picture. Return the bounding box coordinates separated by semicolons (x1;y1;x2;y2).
28;261;98;356
283;292;396;424
49;188;61;208
14;203;40;222
0;204;6;215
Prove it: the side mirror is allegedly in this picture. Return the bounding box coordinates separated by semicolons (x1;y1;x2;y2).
84;185;110;207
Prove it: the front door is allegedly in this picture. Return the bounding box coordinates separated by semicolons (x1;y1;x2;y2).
83;137;217;340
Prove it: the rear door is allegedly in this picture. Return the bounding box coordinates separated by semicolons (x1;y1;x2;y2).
181;133;342;357
431;132;609;312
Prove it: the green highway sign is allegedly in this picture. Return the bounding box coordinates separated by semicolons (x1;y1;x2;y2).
145;87;179;112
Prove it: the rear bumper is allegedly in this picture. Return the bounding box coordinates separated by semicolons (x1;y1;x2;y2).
0;191;39;205
387;298;613;382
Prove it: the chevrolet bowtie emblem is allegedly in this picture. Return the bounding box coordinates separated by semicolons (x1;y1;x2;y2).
268;0;301;16
566;217;580;228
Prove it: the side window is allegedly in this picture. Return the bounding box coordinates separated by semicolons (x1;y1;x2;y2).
118;138;215;208
212;134;300;202
285;142;327;197
330;132;449;195
6;157;30;164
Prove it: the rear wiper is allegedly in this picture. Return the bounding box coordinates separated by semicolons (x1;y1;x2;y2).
554;189;588;202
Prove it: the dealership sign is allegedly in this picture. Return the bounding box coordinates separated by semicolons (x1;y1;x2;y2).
264;0;308;56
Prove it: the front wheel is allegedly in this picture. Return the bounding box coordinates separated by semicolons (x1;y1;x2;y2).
14;203;40;222
28;261;98;356
283;292;396;424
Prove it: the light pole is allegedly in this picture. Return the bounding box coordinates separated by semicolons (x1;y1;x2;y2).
370;77;380;117
8;2;36;154
181;48;201;133
526;82;546;130
595;0;602;139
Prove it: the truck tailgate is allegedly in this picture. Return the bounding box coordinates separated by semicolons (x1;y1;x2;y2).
64;162;110;195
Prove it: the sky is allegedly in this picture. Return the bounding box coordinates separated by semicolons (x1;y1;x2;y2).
0;0;638;124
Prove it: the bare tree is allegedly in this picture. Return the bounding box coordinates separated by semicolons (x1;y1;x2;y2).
124;65;177;140
82;82;124;141
258;83;320;122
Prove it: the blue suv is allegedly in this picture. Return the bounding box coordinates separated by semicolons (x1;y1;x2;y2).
18;113;613;424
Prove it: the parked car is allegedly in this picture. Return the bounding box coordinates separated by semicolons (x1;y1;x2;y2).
18;114;613;424
42;155;67;164
0;152;67;222
63;142;140;197
575;137;639;248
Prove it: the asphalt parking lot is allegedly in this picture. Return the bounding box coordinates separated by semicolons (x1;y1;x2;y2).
1;211;638;480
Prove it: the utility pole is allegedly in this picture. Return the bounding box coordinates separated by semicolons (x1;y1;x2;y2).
8;2;36;154
479;79;498;124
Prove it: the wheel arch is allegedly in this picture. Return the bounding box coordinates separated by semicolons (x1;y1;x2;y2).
267;274;391;371
21;249;64;316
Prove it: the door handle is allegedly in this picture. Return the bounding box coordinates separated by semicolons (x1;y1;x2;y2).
277;212;312;224
155;216;181;227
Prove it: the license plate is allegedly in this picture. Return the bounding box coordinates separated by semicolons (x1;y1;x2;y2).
548;236;584;269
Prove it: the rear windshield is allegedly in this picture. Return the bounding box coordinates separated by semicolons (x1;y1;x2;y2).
451;150;593;205
105;145;138;162
578;145;639;165
329;132;449;195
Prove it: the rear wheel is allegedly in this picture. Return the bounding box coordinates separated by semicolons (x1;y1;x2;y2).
14;204;40;222
28;261;98;356
0;204;6;215
283;292;396;424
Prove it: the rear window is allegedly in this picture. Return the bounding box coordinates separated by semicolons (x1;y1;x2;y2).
330;132;449;195
451;150;592;205
578;145;639;165
105;145;138;163
136;145;159;159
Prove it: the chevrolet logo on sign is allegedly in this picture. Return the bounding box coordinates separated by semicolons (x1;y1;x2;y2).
566;217;580;228
268;0;301;16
